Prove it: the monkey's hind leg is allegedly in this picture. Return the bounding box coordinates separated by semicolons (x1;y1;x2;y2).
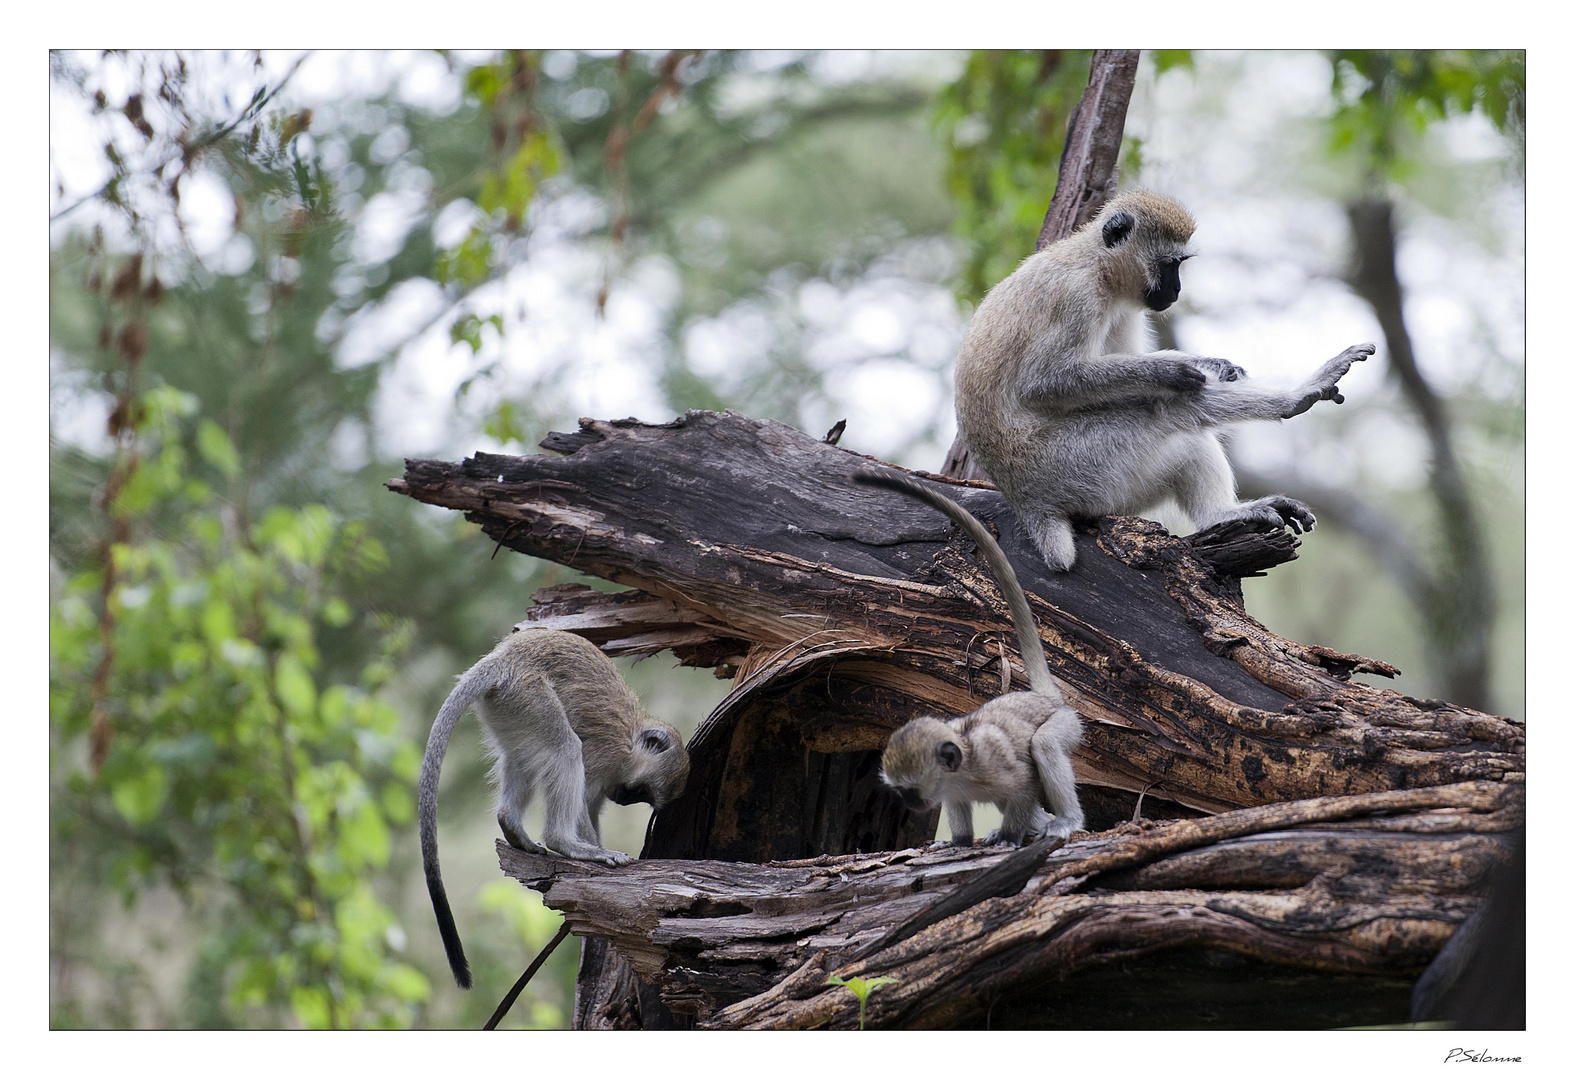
496;772;555;860
1030;707;1085;841
490;750;550;856
1175;436;1317;536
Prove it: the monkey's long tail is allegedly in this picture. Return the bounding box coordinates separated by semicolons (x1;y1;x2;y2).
419;664;496;991
852;468;1062;703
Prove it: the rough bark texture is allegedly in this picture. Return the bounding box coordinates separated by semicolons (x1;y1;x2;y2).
1036;49;1141;247
498;781;1519;1029
393;410;1523;1025
393;412;1522;838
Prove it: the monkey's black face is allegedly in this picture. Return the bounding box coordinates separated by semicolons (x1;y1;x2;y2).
1144;258;1184;312
609;783;653;806
894;786;929;812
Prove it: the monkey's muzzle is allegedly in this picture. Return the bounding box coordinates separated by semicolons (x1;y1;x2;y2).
895;787;929;812
1144;260;1183;311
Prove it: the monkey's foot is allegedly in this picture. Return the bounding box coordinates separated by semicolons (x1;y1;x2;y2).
584;848;634;867
983;828;1028;847
1218;496;1316;535
1040;818;1081;841
548;841;634;866
499;816;548;856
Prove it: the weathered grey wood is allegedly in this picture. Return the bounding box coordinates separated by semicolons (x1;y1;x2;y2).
391;412;1523;835
499;781;1520;1028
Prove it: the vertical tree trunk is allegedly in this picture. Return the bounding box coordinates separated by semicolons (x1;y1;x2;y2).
1346;197;1496;711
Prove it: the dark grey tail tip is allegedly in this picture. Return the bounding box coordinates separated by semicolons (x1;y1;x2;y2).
454;962;473;990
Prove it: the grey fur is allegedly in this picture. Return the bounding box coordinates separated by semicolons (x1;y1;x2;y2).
418;628;689;989
954;189;1375;571
854;469;1084;847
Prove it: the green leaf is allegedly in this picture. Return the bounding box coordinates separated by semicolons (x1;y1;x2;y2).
111;763;169;825
274;653;317;719
380;962;430;1003
196;419;242;478
290;986;333;1030
321;597;352;627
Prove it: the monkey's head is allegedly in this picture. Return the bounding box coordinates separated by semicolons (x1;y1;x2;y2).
612;720;690;809
880;716;965;810
1090;190;1196;313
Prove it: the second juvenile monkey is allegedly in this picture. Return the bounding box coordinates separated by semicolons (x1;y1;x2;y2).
954;188;1375;572
854;469;1084;847
419;628;689;989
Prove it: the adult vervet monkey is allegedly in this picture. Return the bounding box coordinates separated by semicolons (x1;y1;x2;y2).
953;189;1374;571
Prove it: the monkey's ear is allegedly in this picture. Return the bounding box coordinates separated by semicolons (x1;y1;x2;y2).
936;741;962;772
640;728;674;754
1103;211;1135;248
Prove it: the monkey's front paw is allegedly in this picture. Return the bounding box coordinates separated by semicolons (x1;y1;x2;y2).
1336;342;1377;365
1195;356;1248;382
1298;342;1375;411
1157;362;1207;393
983;828;1027;847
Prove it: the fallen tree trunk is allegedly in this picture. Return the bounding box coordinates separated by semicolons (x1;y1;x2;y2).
392;411;1523;1028
392;411;1522;845
498;781;1520;1029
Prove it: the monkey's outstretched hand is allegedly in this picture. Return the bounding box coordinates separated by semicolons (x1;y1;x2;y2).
1284;342;1376;418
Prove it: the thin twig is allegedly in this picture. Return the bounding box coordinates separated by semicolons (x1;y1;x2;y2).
484;922;572;1030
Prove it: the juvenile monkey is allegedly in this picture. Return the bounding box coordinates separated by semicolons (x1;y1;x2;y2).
419;628;689;989
954;188;1375;571
854;469;1084;847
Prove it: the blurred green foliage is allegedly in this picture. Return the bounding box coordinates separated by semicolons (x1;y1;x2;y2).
50;384;427;1027
49;48;953;1029
1327;50;1525;180
934;50;1092;300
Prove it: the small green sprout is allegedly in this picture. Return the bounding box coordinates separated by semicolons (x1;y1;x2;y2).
823;974;899;1030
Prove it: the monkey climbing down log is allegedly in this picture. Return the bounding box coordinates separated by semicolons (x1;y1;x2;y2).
418;627;689;989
